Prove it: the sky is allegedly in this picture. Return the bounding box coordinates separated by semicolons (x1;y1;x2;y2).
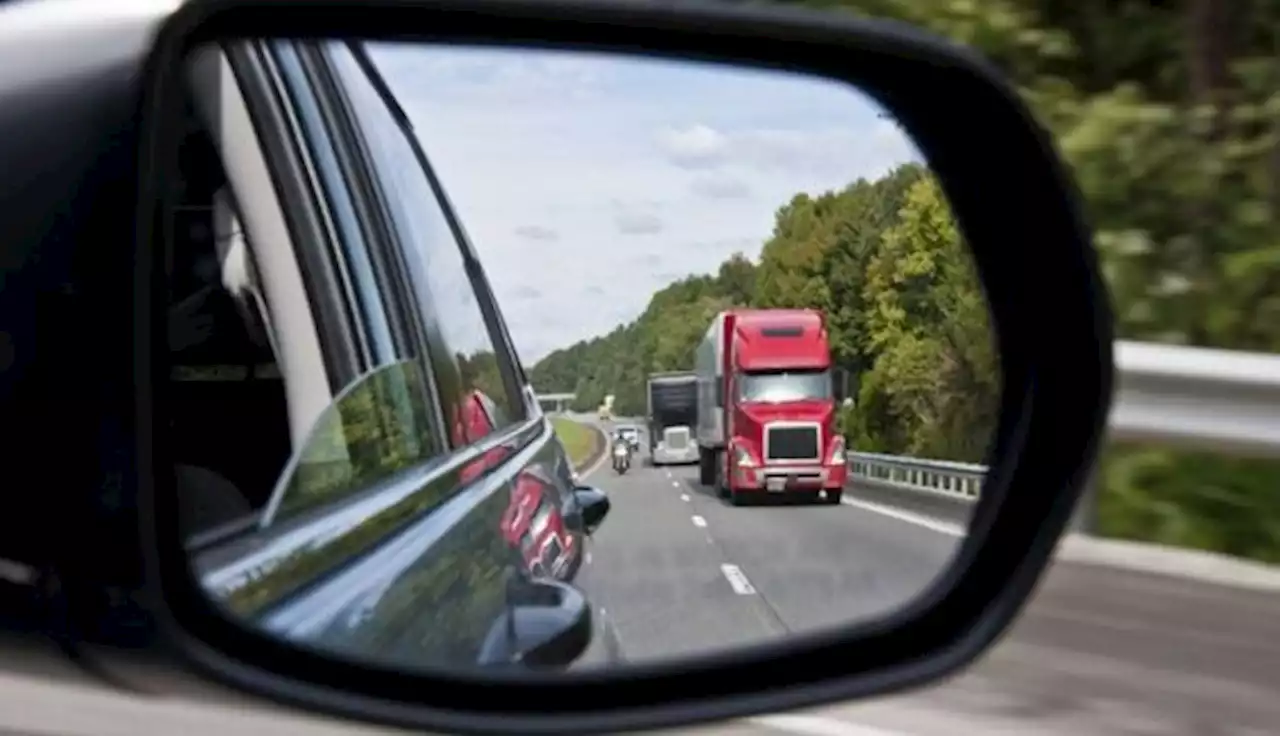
370;43;923;364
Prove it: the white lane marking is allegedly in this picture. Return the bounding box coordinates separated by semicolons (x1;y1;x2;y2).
585;551;593;565
841;497;965;537
680;493;690;502
672;481;681;488
749;714;911;736
691;515;707;528
720;564;756;595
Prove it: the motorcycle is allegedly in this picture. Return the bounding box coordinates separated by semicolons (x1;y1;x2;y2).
612;441;631;475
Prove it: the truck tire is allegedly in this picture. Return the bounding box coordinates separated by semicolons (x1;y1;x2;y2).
824;489;843;505
715;452;736;502
698;448;715;486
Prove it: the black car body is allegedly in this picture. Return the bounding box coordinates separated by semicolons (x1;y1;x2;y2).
168;37;605;673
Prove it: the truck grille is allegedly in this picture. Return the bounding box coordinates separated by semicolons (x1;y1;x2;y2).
664;427;690;450
765;425;820;461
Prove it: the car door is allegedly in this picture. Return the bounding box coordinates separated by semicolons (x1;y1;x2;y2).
316;39;591;582
258;38;591;669
187;38;588;674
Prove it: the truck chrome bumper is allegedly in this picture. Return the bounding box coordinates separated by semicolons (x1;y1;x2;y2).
652;447;699;465
733;463;847;491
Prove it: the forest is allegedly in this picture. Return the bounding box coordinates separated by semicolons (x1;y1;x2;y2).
528;164;999;465
530;0;1280;564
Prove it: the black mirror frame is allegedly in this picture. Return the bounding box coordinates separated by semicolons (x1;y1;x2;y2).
131;0;1113;734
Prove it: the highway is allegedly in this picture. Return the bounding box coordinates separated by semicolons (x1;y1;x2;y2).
0;418;1277;735
572;419;1280;735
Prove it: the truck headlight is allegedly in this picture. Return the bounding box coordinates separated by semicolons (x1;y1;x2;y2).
829;436;846;465
733;445;756;468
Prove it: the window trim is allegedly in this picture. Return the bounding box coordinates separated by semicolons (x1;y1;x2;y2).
234;40;456;529
344;42;531;427
223;41;358;392
309;41;451;452
269;40;392;371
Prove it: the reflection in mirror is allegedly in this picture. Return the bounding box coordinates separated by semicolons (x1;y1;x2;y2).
174;38;999;678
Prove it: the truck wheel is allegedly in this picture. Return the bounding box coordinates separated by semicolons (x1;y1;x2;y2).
716;452;735;501
824;489;843;505
698;449;715;486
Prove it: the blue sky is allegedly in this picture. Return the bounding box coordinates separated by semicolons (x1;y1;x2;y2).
371;43;922;363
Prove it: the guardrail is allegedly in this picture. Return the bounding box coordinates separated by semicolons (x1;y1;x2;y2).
848;452;985;502
847;341;1280;526
1111;340;1280;458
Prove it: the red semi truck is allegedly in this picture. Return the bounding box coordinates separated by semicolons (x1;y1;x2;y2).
694;308;847;505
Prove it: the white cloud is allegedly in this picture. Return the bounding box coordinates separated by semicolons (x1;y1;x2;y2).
655;124;731;168
372;43;924;362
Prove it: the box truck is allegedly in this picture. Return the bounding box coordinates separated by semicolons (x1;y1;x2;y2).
646;371;699;466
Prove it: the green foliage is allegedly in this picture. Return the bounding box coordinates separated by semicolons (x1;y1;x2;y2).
550;417;601;469
789;0;1280;562
532;0;1280;562
530;163;999;463
284;360;441;520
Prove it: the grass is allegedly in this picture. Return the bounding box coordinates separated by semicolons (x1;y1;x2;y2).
550;417;600;470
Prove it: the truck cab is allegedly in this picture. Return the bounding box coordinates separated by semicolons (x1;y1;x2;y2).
695;309;848;505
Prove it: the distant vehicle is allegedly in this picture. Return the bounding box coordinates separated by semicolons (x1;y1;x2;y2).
597;393;615;421
611;438;632;474
646;372;699;466
694;309;848;505
615;424;641;452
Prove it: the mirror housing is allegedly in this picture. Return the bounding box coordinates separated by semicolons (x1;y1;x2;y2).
481;578;593;669
572;486;610;534
133;0;1112;733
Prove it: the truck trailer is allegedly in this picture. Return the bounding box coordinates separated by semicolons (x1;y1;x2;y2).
694;309;847;505
646;371;700;466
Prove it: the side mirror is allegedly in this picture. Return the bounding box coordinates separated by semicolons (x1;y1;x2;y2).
572;485;610;534
480;578;592;669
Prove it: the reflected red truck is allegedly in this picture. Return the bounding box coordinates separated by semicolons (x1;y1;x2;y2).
453;389;510;484
450;388;576;577
499;465;576;579
694;309;848;504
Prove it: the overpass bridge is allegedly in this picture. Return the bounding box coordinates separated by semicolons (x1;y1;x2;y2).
534;391;575;414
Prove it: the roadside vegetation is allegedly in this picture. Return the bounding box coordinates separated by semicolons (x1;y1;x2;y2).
550;416;602;471
529;0;1280;564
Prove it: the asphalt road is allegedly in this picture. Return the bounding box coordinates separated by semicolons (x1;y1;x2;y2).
569;428;1280;735
574;460;961;665
2;421;1278;735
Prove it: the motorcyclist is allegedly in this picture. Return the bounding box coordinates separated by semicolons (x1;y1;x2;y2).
611;429;632;472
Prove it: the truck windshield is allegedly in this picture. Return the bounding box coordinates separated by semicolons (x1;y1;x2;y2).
737;370;832;403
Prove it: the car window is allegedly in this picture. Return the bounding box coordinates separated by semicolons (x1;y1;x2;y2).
324;43;525;451
271;41;396;369
261;41;447;525
274;360;441;522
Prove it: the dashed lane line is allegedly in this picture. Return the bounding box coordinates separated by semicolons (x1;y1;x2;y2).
719;563;757;595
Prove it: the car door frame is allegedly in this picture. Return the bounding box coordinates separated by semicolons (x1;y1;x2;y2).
310;39;592;575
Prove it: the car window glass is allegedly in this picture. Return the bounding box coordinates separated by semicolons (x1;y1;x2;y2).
263;42;446;524
275;359;442;522
325;43;524;450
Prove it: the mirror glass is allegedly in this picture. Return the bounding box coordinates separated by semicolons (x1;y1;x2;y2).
171;39;999;676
